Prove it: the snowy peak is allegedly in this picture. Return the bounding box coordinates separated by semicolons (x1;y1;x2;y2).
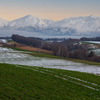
0;18;9;28
23;15;34;18
51;15;100;33
7;15;54;28
0;15;100;37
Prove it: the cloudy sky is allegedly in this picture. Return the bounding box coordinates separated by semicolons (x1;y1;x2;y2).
0;0;100;21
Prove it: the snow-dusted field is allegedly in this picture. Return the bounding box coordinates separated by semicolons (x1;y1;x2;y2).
92;49;100;56
0;47;100;75
85;41;100;44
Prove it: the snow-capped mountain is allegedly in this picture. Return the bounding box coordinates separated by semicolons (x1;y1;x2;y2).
0;15;100;37
0;18;9;28
50;15;100;35
7;15;54;29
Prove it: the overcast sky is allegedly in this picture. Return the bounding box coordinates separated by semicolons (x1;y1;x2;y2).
0;0;100;21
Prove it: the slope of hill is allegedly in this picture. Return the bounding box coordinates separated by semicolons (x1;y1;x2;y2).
0;63;100;100
0;18;9;28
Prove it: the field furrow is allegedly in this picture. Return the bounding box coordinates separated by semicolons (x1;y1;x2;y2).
15;65;100;91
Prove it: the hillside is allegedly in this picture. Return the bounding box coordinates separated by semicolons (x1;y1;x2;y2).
0;63;100;100
0;45;100;99
0;18;9;28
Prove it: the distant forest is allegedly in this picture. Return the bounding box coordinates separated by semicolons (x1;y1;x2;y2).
80;37;100;41
0;37;11;39
12;34;100;63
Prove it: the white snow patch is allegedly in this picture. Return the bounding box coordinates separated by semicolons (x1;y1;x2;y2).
85;41;100;44
0;47;100;75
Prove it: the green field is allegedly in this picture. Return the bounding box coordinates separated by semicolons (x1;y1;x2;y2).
82;41;100;45
0;63;100;100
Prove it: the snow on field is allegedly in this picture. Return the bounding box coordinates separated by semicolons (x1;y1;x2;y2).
85;41;100;44
0;47;100;75
92;49;100;56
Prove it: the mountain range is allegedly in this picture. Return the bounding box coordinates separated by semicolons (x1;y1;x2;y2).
0;15;100;38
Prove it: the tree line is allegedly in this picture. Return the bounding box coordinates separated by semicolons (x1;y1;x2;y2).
12;34;100;63
12;34;41;48
80;37;100;41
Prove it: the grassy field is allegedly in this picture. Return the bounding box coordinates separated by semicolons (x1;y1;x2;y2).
82;41;100;45
0;63;100;100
